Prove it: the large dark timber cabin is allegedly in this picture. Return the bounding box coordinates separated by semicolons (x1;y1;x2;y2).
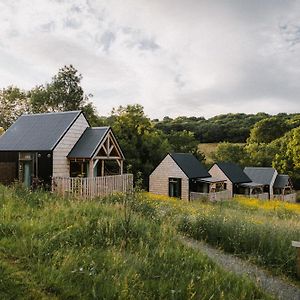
0;111;125;188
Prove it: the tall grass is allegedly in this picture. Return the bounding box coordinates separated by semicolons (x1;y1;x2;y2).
0;185;272;299
128;193;300;280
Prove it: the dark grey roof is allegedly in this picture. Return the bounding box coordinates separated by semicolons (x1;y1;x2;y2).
68;127;109;158
243;167;277;185
215;162;251;184
170;153;210;179
0;111;82;151
274;175;290;189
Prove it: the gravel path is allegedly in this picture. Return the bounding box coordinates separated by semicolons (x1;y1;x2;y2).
179;236;300;300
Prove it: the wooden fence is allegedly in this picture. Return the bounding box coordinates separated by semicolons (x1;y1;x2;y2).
235;193;269;200
52;174;133;199
190;190;231;202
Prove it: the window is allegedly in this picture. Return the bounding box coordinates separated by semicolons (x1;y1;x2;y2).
169;178;182;198
70;161;88;177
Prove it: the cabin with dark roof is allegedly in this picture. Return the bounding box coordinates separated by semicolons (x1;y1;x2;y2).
0;111;125;190
273;174;296;202
243;167;277;199
209;162;253;197
149;153;229;201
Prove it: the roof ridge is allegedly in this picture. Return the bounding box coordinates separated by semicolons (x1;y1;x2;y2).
22;110;81;117
89;126;110;129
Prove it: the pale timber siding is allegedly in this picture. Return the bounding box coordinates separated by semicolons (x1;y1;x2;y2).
53;114;88;177
149;154;189;200
209;164;233;197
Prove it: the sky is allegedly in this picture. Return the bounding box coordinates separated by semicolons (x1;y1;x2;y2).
0;0;300;119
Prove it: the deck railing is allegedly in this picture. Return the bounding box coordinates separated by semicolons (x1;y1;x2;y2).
190;190;231;202
235;193;269;200
52;174;133;199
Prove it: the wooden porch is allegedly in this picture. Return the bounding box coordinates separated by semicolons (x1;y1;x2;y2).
52;174;133;199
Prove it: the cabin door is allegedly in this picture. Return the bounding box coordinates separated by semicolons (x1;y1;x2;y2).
23;161;32;188
19;152;33;188
169;178;182;198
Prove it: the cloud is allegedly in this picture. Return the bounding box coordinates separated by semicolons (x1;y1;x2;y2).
0;0;299;119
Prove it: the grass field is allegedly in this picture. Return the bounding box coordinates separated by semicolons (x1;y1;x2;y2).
198;143;245;163
0;184;272;299
131;193;300;281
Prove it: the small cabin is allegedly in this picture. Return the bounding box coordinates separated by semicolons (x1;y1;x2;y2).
149;153;228;201
208;162;263;197
0;111;125;189
243;167;277;199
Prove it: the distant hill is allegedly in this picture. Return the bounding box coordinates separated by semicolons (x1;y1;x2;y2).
154;112;300;143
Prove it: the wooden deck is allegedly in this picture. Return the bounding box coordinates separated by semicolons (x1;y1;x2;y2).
52;174;133;199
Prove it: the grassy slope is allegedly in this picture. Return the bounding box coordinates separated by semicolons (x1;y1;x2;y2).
136;193;300;281
198;143;245;163
0;185;272;300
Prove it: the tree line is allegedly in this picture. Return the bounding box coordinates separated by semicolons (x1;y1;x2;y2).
1;65;299;188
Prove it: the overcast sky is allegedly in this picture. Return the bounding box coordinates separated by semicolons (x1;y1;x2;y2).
1;0;300;119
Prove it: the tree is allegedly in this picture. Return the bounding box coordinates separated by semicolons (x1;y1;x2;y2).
0;86;31;130
212;142;248;166
248;117;289;144
31;65;87;112
110;104;170;186
30;65;99;124
271;127;300;188
167;130;205;162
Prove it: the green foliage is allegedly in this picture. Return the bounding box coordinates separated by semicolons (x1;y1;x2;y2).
0;185;271;299
0;66;99;129
271;127;300;188
0;86;31;130
212;142;248;165
110;104;170;185
248;117;290;144
167;130;205;162
31;65;88;112
155;113;271;143
244;142;278;167
30;65;99;124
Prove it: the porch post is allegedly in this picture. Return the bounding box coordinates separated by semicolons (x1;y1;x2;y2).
101;160;105;177
89;160;94;178
120;160;123;175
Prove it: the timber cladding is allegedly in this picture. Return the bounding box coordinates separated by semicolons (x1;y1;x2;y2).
0;162;17;184
52;114;89;177
149;154;189;200
209;164;233;197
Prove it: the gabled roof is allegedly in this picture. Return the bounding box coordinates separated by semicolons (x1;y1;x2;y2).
274;174;291;189
169;153;210;179
0;111;83;151
68;127;110;158
243;167;277;185
214;162;251;184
